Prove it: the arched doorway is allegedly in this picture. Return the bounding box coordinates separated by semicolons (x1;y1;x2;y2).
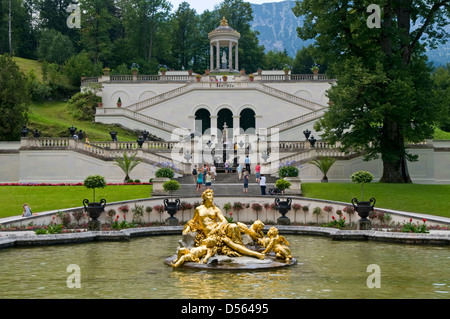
240;108;256;134
195;109;211;134
217;108;233;136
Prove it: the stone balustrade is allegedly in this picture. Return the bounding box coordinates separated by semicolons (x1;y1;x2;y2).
81;73;335;87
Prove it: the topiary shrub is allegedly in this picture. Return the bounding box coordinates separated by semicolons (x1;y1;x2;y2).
83;175;106;202
275;179;292;194
351;171;374;200
163;180;180;194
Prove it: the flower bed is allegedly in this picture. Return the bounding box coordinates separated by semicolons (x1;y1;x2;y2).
0;182;152;186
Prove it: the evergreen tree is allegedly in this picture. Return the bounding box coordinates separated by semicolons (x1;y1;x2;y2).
170;2;200;70
0;55;30;140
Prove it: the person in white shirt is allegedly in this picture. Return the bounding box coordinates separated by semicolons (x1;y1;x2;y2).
259;174;266;195
210;164;216;180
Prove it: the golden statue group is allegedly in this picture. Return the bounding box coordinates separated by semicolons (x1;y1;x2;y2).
170;189;293;268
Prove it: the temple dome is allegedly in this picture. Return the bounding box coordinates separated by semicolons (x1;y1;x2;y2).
208;17;241;38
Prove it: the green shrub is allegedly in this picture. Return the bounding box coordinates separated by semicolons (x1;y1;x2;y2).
83;175;106;202
275;179;292;192
351;171;374;200
155;168;174;179
67;91;101;121
163;180;180;193
278;166;299;178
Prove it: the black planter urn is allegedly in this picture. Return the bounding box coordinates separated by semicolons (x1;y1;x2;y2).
351;197;376;230
164;198;181;226
275;198;292;225
83;198;106;230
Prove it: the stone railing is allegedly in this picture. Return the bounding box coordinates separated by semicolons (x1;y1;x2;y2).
81;73;335;86
267;109;327;133
126;85;190;111
91;141;176;150
95;107;179;133
257;84;325;111
124;81;326;113
19;138;187;173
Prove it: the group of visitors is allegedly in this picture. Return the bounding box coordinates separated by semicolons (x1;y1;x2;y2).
241;162;266;195
192;163;216;195
192;158;267;196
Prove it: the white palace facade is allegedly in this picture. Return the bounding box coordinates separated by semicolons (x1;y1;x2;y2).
1;18;449;184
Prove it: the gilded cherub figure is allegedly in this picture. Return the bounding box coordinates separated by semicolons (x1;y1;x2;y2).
263;227;293;262
237;220;265;246
171;236;218;268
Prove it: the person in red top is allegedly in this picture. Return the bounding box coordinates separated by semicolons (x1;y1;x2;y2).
255;162;261;183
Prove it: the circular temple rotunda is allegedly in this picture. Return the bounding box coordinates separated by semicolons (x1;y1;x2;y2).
208;17;241;73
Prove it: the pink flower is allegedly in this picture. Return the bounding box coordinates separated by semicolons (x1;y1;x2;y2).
423;218;427;223
332;216;335;220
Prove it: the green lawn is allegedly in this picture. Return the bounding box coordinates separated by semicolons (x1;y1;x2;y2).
28;101;139;141
0;185;152;218
302;183;450;218
1;183;449;219
12;56;44;81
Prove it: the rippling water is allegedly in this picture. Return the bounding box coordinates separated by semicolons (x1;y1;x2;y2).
0;235;448;299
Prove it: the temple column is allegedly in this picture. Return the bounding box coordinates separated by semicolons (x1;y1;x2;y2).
235;42;239;71
216;42;220;70
229;41;233;70
210;44;214;71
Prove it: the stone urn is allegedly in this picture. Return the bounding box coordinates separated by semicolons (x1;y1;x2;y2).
83;198;106;230
352;197;376;230
274;197;292;225
164;198;181;226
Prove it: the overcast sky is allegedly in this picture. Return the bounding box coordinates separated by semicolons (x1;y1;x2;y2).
168;0;288;13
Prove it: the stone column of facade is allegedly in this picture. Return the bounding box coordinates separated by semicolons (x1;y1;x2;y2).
229;41;233;71
233;115;240;134
235;43;239;71
189;115;196;134
210;116;218;138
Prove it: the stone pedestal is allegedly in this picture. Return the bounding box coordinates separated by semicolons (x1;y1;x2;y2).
357;220;372;230
151;177;170;196
277;216;291;225
87;220;101;231
283;177;302;196
166;217;179;226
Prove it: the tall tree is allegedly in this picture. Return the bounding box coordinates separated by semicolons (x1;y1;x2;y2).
0;0;37;58
120;0;171;64
79;0;119;65
0;55;30;140
170;2;199;70
432;63;450;131
293;0;450;183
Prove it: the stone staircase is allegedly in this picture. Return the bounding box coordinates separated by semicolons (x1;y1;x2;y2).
167;170;280;197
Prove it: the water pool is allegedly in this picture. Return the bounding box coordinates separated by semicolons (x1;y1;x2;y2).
0;235;448;299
